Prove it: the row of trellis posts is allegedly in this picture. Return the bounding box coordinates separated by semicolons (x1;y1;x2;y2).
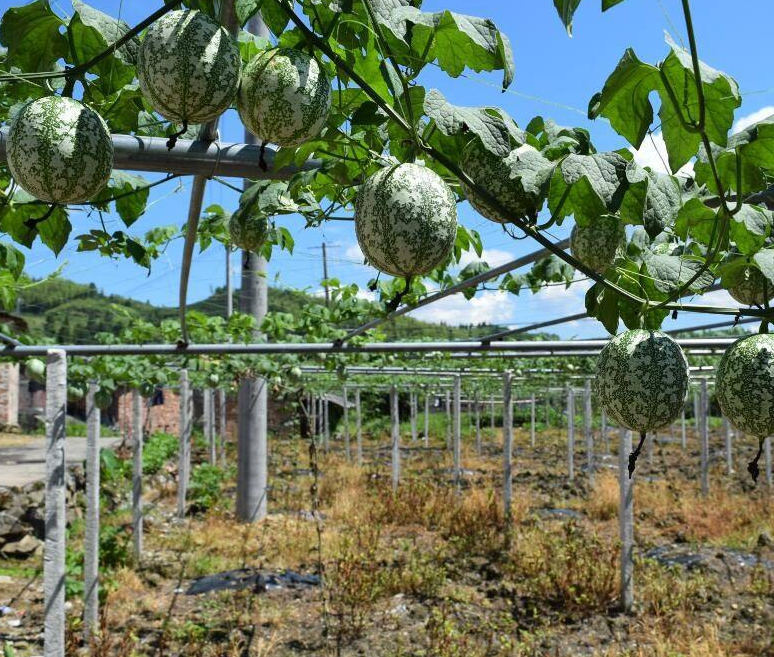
37;351;773;655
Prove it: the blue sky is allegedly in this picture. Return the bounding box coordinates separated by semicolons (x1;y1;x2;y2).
5;0;774;338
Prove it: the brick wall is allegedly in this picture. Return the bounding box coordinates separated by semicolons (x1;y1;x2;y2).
0;363;19;427
116;388;181;438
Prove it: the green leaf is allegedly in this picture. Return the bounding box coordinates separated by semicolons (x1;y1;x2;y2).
753;249;774;286
673;197;716;243
236;0;262;25
658;35;740;172
642;252;715;295
260;0;290;37
619;163;681;238
588;49;659;148
423;89;520;157
0;242;25;280
110;172;150;227
552;0;582;35
0;0;67;72
730;204;772;256
37;206;72;255
547;152;629;225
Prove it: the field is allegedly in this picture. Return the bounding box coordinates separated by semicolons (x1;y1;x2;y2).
1;408;772;657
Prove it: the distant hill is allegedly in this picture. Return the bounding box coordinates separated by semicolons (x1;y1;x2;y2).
16;277;509;343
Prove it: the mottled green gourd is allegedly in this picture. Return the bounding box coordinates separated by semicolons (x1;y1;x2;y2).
137;9;240;124
7;97;113;204
355;163;458;277
25;358;46;384
238;48;331;147
460;140;543;222
716;334;774;439
228;212;269;253
728;266;773;306
595;329;689;434
570;215;626;273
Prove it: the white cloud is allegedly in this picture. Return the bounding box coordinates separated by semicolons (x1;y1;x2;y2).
629;132;694;177
732;106;774;134
408;290;514;326
344;243;364;263
457;248;514;269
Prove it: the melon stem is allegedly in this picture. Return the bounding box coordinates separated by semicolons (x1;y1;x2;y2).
748;437;764;482
628;431;647;479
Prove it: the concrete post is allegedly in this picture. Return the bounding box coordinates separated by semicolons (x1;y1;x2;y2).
391;385;400;491
410;390;418;442
44;350;66;657
503;372;513;526
204;388;215;465
132;390;143;560
601;408;609;455
453;375;461;491
342;386;351;462
323;396;330;452
567;387;575;482
83;382;100;644
619;428;634;613
177;370;191;518
584;379;593;483
474;389;481;455
681;409;687;450
424;390;430;447
699;380;710;497
724;417;733;475
445;390;451;449
490;394;495;433
355;387;363;466
530;393;536;449
218;388;227;465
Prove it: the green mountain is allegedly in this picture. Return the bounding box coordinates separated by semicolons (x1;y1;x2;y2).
16;277;508;343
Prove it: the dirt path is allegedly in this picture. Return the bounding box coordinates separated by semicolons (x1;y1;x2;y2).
0;433;122;488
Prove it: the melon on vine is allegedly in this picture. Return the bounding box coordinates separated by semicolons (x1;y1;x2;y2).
728;266;773;306
137;9;240;124
7;97;113;204
595;329;689;435
355;163;457;277
716;334;774;439
25;358;46;384
237;48;331;147
570;215;626;273
460;140;544;222
229;212;269;252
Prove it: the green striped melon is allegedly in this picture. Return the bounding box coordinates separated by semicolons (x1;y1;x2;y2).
570;215;626;273
137;9;240;124
460;140;544;222
716;334;774;438
238;48;331;147
595;329;689;433
229;212;269;252
355;163;457;277
728;266;773;306
7;97;113;204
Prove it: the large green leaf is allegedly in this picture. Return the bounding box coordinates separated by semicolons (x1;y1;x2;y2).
619;162;681;238
0;242;25;280
642;252;715;295
588;49;659;149
423;89;521;157
0;0;68;72
552;0;628;36
547;151;629;225
729;204;772;256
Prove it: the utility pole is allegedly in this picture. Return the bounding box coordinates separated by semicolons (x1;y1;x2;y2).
312;242;339;307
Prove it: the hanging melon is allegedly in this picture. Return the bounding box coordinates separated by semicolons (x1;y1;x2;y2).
460;140;546;223
728;266;773;306
228;212;269;252
237;48;331;147
596;329;689;475
7;96;113;204
570;215;626;273
137;9;240;125
716;333;774;480
354;163;457;277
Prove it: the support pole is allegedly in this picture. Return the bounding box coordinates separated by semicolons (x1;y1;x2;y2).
355;387;363;466
453;375;461;491
204;388;215;465
724;417;733;475
391;385;400;491
218;388;227;465
490;394;495;433
765;436;772;488
601;408;609;455
681;408;687;450
310;393;317;439
584;379;593;483
699;380;710;497
567;387;575;482
619;428;634;613
410;390;418;442
236;14;270;524
83;382;100;645
44;349;66;657
530;392;536;449
342;385;351;462
132;390;143;561
323;396;330;452
545;392;550;428
423;390;430;448
177;370;191;518
445;390;451;449
474;389;481;455
503;372;513;528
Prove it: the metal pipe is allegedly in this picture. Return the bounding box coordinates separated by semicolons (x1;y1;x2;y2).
0;337;738;357
391;385;400;491
0;127;319;179
699;380;710;497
